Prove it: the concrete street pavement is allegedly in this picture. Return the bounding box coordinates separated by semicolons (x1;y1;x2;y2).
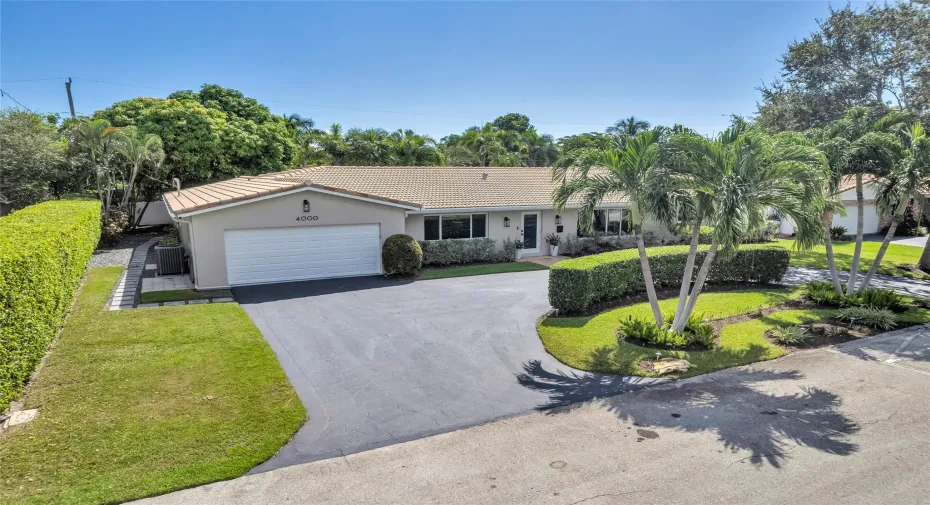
783;266;930;298
138;325;930;505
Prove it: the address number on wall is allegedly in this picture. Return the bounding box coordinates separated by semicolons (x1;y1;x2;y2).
295;216;320;221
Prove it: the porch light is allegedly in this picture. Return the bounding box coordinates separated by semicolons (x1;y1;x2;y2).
555;214;562;225
504;217;511;227
303;199;310;213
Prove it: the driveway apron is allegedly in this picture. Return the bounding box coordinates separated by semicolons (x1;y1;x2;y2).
233;271;660;472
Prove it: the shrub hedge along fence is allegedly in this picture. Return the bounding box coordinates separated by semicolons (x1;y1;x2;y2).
0;199;101;409
549;244;790;314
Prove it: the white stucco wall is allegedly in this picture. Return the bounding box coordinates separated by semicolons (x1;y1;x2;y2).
186;190;407;289
135;200;173;226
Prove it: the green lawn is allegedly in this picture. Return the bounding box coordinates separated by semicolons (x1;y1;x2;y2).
539;286;930;379
140;288;231;304
419;261;548;280
774;238;927;279
0;267;305;505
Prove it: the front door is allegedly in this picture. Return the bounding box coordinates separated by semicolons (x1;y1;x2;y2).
521;212;540;254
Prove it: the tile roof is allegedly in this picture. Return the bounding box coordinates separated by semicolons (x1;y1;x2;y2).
837;174;879;193
164;166;628;215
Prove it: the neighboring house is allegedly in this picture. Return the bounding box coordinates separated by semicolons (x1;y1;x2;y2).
163;166;669;289
779;175;883;236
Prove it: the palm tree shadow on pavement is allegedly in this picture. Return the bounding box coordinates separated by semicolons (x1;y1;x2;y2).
517;358;859;467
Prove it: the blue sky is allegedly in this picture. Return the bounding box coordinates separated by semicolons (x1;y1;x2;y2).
2;1;846;138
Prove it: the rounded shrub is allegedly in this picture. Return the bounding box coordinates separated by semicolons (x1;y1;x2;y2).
382;234;423;277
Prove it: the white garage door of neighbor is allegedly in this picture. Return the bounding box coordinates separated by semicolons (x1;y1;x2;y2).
224;224;381;286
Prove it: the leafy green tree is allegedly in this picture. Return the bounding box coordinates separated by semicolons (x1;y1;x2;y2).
68;118;121;213
492;113;532;133
757;2;930;131
0;109;67;209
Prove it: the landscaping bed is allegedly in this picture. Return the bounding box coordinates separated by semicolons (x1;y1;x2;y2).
0;267;305;505
538;286;930;379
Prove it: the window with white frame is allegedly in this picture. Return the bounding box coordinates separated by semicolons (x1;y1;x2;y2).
424;214;488;240
577;209;633;237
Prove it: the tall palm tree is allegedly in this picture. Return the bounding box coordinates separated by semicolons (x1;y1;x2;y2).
810;107;912;295
69;118;120;216
553;131;682;325
606;116;651;137
858;123;930;293
282;113;315;133
345;128;395;165
111;126;165;208
668;128;825;331
389;129;442;166
460;124;506;166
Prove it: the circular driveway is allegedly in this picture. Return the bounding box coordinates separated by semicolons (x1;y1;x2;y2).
233;270;660;472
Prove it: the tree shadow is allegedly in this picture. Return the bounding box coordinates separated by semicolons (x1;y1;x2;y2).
517;359;859;468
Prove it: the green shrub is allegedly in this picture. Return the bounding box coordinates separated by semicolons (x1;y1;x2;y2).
769;325;811;345
830;225;849;241
835;306;897;330
859;288;906;312
804;281;849;306
382;234;423;277
0;199;101;409
617;317;690;348
159;227;180;246
549;244;790;313
100;207;129;246
418;238;513;266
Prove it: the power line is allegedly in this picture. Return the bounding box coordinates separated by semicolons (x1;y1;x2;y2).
0;77;66;83
0;89;33;112
72;77;158;90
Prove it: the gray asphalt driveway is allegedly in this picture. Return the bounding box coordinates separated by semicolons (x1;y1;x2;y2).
233;271;660;472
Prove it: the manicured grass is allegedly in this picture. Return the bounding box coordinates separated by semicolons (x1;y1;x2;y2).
539;287;804;378
774;238;927;279
0;267;305;505
419;261;549;280
140;288;230;304
539;285;930;379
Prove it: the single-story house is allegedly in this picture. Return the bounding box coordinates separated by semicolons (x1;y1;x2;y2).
163;166;668;289
779;175;884;236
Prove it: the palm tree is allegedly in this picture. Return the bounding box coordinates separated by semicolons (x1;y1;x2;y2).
69;118;120;216
389;129;442;166
282;113;315;133
111;126;165;208
810;108;912;295
606;116;651;137
460;124;506;166
553;131;682;325
857;123;930;293
667;128;825;331
345;128;395;165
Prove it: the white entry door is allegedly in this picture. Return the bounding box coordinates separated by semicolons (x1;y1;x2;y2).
224;224;381;286
521;212;541;254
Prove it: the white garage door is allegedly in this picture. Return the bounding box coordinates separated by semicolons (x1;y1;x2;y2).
224;224;381;286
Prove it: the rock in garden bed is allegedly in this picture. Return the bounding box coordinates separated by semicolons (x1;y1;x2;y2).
639;358;691;375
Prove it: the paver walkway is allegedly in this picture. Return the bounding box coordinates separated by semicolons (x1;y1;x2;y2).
783;266;930;298
137;324;930;505
107;236;160;310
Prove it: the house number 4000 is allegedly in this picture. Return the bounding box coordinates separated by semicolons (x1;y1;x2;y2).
296;216;319;221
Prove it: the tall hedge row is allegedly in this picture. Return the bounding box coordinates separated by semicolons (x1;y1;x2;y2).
0;200;101;409
549;244;790;314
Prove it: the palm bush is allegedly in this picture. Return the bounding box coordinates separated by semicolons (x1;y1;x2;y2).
830;225;849;240
617;317;690;348
769;326;811;345
858;288;906;312
835;306;897;330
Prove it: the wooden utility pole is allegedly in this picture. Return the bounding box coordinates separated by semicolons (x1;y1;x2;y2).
65;77;76;118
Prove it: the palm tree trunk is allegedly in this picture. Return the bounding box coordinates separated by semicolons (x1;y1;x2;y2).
845;174;865;296
822;210;843;294
635;229;664;326
678;238;719;326
671;219;702;328
856;196;909;295
120;161;141;208
919;233;930;273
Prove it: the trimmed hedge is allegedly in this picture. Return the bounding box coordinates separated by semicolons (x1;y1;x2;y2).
418;237;516;266
549;244;790;313
382;234;423;277
0;199;101;409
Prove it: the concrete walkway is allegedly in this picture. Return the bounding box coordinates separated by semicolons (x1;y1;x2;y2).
106;236;161;310
783;266;930;298
891;235;927;248
137;324;930;505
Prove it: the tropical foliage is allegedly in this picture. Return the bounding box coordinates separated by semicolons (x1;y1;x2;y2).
0;110;67;209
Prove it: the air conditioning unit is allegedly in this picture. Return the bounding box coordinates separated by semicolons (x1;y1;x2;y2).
155;244;185;276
